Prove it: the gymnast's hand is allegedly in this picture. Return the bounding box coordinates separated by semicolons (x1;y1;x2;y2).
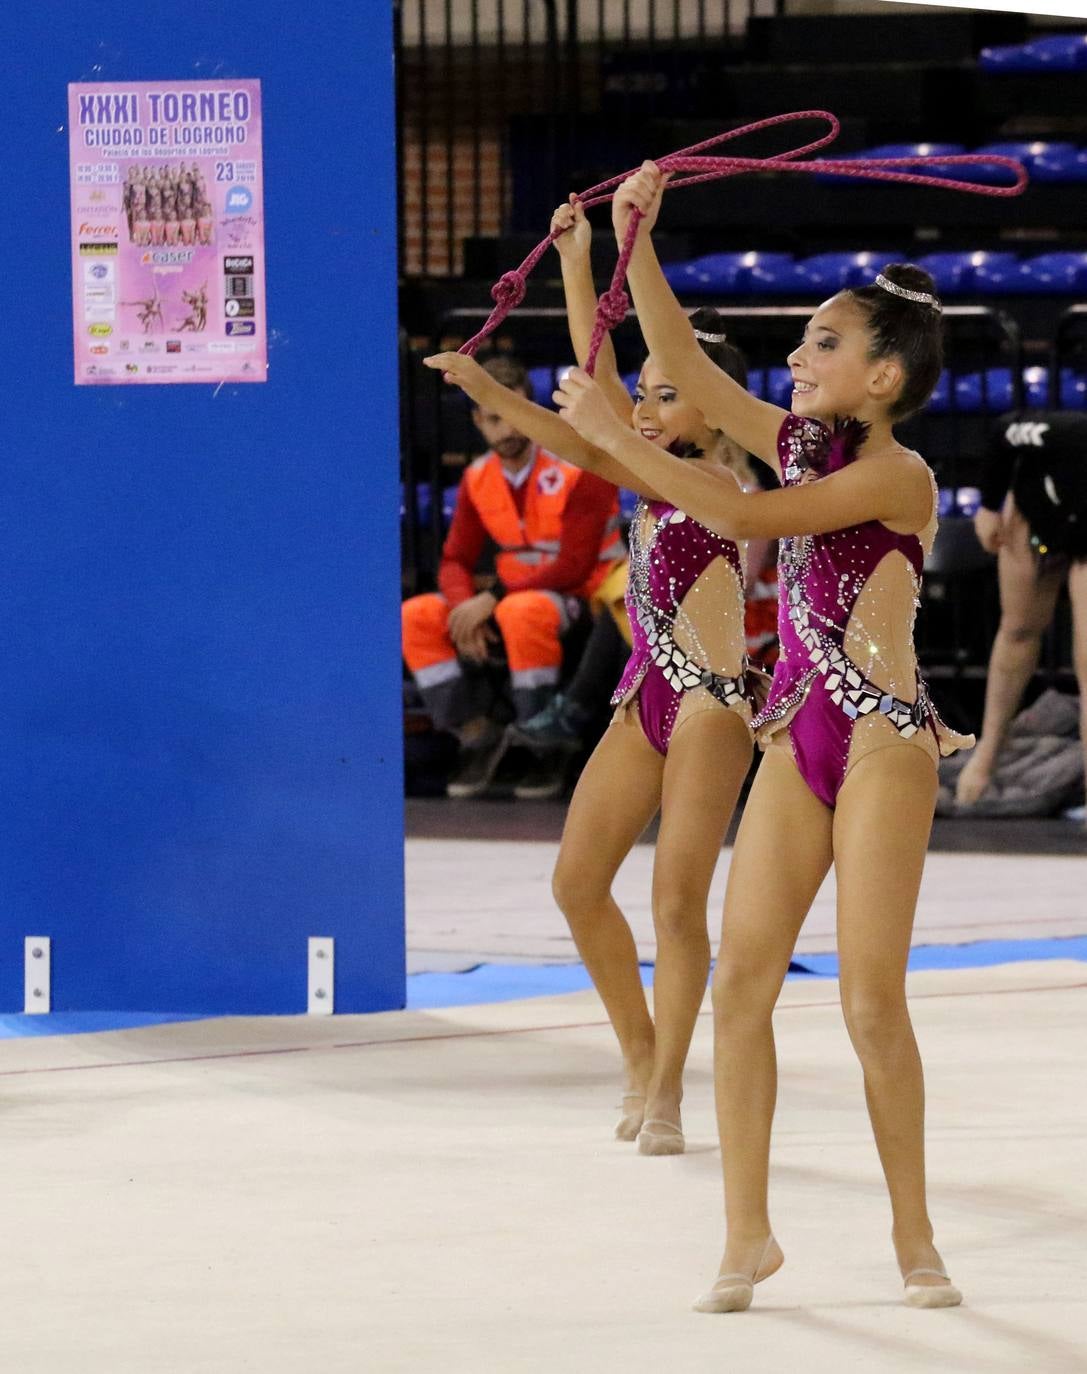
553;368;624;450
423;351;492;405
612;161;669;242
551;196;591;259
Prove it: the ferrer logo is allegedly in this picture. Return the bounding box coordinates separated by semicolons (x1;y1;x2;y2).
78;223;117;237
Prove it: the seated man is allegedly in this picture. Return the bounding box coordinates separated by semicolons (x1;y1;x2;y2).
402;356;625;799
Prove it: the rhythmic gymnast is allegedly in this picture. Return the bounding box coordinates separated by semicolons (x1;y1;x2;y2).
550;162;972;1310
426;195;769;1158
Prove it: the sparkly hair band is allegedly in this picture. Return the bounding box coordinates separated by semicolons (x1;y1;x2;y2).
693;328;729;343
875;273;942;312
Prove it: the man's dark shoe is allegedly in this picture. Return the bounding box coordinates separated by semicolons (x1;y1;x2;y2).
512;750;568;801
506;693;591;753
446;724;507;799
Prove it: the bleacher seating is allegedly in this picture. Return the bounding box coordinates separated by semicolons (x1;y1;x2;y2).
980;33;1087;73
916;252;1017;296
659;249;1087;298
662;251;804;295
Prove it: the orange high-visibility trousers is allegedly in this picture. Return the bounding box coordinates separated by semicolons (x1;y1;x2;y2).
402;590;568;728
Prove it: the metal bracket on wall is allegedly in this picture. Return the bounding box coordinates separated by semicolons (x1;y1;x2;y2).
25;937;51;1014
308;937;335;1015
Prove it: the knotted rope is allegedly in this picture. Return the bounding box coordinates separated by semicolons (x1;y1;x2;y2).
457;109;1028;375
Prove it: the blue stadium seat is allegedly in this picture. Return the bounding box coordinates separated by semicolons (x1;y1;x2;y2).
1031;146;1087;183
661;260;708;294
1059;369;1087;409
748;367;792;404
662;251;802;296
815;143;966;186
618;488;641;522
917;251;1018;296
952;369;1015;413
973;256;1031;293
925;370;952;414
527;365;555;405
1022;366;1050;407
765;366;795;407
972;141;1076;185
1021;251;1087;294
403;482;458;529
1013;367;1087;409
797;250;893;292
980;35;1087;74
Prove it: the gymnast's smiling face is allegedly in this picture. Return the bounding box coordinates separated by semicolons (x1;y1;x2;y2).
787;295;903;423
633;357;718;461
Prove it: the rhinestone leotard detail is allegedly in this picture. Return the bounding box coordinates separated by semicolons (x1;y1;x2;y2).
612;498;754;756
752;413;972;806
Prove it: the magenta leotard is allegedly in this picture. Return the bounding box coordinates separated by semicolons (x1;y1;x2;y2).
612;498;754;756
752;413;968;806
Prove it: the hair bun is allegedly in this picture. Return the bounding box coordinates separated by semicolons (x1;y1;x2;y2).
689;306;729;342
881;263;939;300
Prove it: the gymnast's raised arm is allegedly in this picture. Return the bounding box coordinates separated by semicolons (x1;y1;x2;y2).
551;198;634;425
614;163;785;476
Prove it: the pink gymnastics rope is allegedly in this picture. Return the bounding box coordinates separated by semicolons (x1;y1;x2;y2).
457;109;1028;375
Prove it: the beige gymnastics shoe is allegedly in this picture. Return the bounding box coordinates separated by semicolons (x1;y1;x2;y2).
693;1236;784;1313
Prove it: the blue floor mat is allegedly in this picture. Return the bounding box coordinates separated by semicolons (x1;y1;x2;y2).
0;1012;212;1040
3;938;1083;1033
406;936;1087;1011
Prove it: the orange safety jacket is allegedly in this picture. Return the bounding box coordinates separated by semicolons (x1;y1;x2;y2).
447;448;625;602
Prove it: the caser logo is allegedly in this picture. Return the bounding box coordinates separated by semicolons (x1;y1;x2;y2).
1004;421;1050;447
79;223;117;237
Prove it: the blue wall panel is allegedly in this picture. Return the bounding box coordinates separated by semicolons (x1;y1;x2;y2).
0;2;405;1012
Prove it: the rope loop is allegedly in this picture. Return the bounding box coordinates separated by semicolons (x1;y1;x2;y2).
456;110;1029;366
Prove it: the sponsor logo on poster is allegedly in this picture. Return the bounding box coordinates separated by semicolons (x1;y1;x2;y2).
225;298;255;318
79;242;118;256
226;320;255;336
224;186;253;214
88;322;113;336
166;340;181;353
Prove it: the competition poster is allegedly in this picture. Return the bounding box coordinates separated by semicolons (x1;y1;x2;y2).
68;79;267;385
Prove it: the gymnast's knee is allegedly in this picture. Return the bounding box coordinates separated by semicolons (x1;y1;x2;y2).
840;989;911;1062
552;856;605;926
651;889;710;947
711;959;775;1030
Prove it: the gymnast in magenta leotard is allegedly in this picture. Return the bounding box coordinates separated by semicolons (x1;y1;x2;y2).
426;195;767;1163
753;412;967;806
612;495;754;756
552;161;969;1312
